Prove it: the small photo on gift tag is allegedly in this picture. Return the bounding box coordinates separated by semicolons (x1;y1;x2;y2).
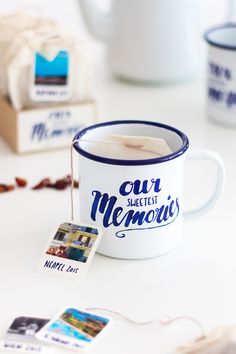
38;222;101;279
0;316;53;353
36;307;111;350
30;50;72;102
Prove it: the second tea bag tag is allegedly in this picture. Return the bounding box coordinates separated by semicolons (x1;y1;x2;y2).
38;221;102;279
0;316;53;354
30;50;72;102
110;134;172;157
36;307;111;351
176;325;236;354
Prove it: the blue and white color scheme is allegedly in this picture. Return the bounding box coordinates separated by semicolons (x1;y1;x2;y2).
17;101;96;153
73;121;224;259
205;24;236;126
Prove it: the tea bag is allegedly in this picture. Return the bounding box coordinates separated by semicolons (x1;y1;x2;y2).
6;29;92;110
110;134;172;157
0;11;60;96
175;325;236;354
85;134;172;160
0;11;92;110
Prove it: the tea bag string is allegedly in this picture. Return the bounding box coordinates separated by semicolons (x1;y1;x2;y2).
85;307;206;338
70;137;163;221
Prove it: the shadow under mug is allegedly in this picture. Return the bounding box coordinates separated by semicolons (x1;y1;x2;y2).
73;120;225;260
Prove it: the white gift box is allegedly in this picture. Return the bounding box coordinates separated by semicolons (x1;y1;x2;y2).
0;96;97;154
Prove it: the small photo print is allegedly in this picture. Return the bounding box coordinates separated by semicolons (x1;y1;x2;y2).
34;51;69;86
4;317;49;343
36;307;111;348
46;223;99;264
48;308;109;342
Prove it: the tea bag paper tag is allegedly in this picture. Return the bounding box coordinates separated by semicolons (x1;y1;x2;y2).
30;50;72;102
38;222;102;279
35;307;111;350
175;325;236;354
0;316;54;354
110;134;172;157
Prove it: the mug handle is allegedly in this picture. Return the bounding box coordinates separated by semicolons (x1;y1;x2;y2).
183;149;225;221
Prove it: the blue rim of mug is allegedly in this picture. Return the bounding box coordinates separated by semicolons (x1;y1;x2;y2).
73;120;189;166
204;23;236;51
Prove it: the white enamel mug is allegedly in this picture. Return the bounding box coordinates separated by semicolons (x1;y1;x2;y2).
73;120;225;260
205;23;236;126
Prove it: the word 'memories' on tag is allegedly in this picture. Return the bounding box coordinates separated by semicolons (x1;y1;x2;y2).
38;222;101;279
36;307;111;351
0;316;53;354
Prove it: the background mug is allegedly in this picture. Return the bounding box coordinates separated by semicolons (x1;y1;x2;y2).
205;23;236;126
73;120;225;260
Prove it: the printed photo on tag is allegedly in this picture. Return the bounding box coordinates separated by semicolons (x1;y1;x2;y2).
36;307;111;350
0;316;53;353
38;222;102;279
30;50;72;102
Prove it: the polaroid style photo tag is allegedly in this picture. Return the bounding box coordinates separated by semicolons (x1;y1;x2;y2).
30;50;72;102
0;316;54;354
38;222;102;279
36;307;111;350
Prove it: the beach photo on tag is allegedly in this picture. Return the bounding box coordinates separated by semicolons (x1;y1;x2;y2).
0;316;53;353
30;50;72;102
38;222;101;278
36;307;111;350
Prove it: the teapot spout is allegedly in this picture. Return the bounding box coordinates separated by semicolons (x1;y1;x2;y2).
80;0;113;42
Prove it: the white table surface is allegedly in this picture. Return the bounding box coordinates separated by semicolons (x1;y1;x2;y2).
0;2;235;354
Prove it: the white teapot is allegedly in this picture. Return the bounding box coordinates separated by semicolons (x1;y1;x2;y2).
80;0;202;83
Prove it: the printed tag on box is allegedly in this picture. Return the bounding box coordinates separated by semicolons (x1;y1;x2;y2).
0;316;53;354
38;222;102;279
30;50;72;102
36;307;111;350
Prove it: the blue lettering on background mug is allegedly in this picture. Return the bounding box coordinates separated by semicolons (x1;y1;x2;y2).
73;120;225;259
205;24;236;126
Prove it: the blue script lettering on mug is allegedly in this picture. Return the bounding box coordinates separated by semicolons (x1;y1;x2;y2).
209;61;232;80
90;178;180;238
226;91;236;108
119;178;161;195
208;87;236;108
208;87;224;102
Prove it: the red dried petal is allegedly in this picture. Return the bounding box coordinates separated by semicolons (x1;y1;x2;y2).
47;180;68;190
15;177;27;187
32;178;51;190
47;175;72;190
73;180;79;188
0;184;8;193
0;184;15;193
7;185;15;191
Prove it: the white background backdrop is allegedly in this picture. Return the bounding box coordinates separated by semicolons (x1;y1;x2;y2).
0;0;231;40
0;1;236;354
